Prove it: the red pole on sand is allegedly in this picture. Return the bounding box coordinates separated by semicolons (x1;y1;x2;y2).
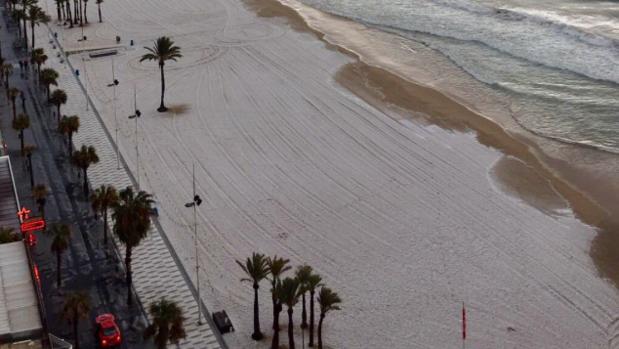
462;302;466;349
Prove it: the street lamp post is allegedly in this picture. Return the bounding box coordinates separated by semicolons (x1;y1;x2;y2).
128;86;141;189
109;56;120;170
185;164;203;325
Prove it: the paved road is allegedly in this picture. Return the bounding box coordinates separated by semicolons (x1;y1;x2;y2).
0;8;149;349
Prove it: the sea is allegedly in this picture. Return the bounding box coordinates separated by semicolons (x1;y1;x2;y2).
295;0;619;152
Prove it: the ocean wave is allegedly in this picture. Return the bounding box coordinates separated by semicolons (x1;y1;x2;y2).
299;0;619;84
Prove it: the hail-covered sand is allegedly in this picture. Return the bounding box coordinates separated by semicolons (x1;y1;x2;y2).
40;0;619;347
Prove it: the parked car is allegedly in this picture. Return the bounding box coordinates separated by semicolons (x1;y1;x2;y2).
95;313;122;348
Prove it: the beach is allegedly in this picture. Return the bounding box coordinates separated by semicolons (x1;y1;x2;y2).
38;0;619;347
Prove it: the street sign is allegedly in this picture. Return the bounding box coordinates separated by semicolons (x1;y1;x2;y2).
20;217;46;233
17;207;31;221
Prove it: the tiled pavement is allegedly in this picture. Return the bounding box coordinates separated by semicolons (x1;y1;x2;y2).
34;24;226;349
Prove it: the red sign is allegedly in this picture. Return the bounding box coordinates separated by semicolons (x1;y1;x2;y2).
17;207;31;222
21;217;46;233
25;232;37;246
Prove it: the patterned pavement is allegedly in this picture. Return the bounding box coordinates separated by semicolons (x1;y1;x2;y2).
35;25;226;349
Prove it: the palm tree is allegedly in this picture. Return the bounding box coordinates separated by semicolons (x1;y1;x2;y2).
280;276;301;349
8;87;21;122
296;264;313;329
65;0;73;27
82;0;88;23
317;287;341;349
48;223;71;287
31;48;48;79
306;274;323;347
32;184;48;218
270;279;285;349
73;0;81;24
62;292;90;349
71;145;99;195
90;184;118;247
140;37;182;112
236;252;270;340
23;144;36;187
95;0;103;22
58;115;80;155
112;186;153;305
29;6;50;49
21;0;38;51
50;89;67;122
12;113;30;154
78;0;83;26
54;0;62;21
144;298;186;349
267;255;291;332
40;68;58;100
12;9;25;39
0;227;20;243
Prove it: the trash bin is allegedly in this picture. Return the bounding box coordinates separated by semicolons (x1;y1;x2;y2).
212;311;234;334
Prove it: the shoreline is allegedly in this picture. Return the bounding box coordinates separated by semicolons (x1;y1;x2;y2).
244;0;619;287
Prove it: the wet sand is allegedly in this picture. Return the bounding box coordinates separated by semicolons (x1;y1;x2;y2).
244;0;619;289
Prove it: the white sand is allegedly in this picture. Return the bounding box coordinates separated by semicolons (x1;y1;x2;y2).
40;0;619;347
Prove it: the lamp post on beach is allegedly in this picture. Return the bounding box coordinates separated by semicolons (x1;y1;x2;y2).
185;163;203;326
108;56;120;170
128;86;141;189
81;55;89;111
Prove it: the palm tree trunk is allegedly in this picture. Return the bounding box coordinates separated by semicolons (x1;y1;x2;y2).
157;63;166;112
125;245;133;306
83;168;88;195
73;312;80;349
57;105;61;122
103;207;108;246
56;251;61;287
83;2;88;23
251;283;263;340
20;130;24;154
11;99;16;121
97;3;101;22
309;291;315;347
271;305;280;349
46;86;50;100
68;134;72;155
56;2;61;21
31;21;35;49
288;307;295;349
67;1;73;27
28;155;34;188
317;314;324;349
78;0;82;26
301;292;308;329
157;326;169;349
23;17;27;51
272;297;280;331
74;0;78;24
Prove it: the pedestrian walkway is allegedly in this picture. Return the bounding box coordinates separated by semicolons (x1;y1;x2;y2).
36;21;226;349
0;9;149;348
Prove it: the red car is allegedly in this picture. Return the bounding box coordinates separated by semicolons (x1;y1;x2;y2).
95;313;122;348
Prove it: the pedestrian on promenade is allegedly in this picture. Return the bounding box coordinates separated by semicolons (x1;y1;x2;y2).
24;60;29;80
18;60;23;75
